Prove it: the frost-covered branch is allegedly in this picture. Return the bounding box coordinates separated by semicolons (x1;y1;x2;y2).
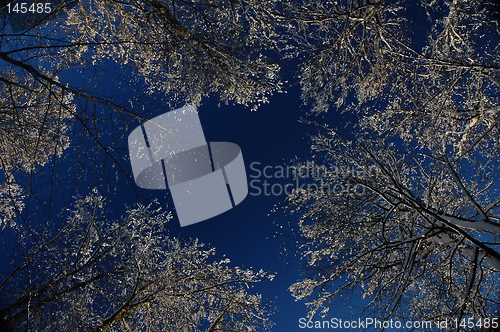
0;192;274;331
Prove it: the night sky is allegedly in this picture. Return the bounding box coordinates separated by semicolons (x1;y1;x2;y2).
110;85;371;330
81;68;368;330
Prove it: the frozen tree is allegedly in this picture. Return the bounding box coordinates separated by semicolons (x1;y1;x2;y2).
1;4;280;324
0;190;274;331
0;68;75;229
60;0;283;109
3;0;283;109
0;174;24;230
1;4;283;328
357;0;500;161
282;0;407;113
283;0;500;328
0;0;286;228
0;71;74;173
288;0;500;159
286;129;500;325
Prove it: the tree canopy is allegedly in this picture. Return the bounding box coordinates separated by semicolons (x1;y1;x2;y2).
1;0;499;330
284;0;500;327
1;0;282;330
0;192;273;331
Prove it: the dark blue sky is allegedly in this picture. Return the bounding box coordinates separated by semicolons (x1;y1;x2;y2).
106;86;371;330
109;89;329;331
82;69;368;330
